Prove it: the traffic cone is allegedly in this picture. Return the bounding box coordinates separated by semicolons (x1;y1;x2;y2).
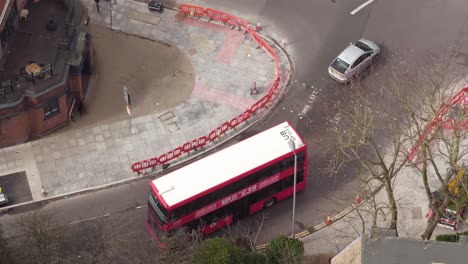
256;20;262;31
355;194;361;204
325;215;332;225
41;186;48;197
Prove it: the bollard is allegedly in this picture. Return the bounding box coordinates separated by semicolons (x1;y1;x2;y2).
41;185;48;197
325;215;332;225
355;194;361;204
256;20;262;31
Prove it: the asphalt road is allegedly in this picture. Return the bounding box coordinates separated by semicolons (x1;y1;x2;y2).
2;0;468;245
179;0;468;242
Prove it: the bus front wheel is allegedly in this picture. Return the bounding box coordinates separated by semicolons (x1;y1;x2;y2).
264;197;276;209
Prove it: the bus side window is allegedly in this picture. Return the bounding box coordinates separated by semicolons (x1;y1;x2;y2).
281;176;292;189
297;171;304;183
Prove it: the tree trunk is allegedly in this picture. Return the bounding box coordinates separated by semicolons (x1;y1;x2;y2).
384;178;399;237
421;216;440;241
421;193;450;240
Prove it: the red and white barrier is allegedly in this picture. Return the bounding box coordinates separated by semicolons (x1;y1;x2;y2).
131;5;283;172
408;87;468;164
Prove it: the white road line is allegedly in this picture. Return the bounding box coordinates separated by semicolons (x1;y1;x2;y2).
350;0;375;15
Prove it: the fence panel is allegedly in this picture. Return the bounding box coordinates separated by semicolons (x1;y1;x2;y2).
205;8;229;23
179;4;204;17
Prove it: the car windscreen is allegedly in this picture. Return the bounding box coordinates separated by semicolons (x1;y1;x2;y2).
331;58;350;74
354;41;373;52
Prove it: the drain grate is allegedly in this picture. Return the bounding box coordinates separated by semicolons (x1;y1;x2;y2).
158;111;175;122
158;111;180;132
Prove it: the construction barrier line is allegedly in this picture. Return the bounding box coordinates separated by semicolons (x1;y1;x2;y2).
179;4;204;17
205;8;229;23
407;86;468;163
131;5;284;172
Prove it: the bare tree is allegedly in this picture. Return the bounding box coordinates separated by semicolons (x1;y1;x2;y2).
223;214;266;251
63;214;138;264
0;224;11;264
64;209;200;264
321;80;408;236
321;44;467;240
388;46;468;240
5;206;202;264
11;209;68;264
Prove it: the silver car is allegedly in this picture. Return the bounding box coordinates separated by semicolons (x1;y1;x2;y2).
328;39;380;83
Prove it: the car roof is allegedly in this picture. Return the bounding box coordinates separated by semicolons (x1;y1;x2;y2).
337;44;365;64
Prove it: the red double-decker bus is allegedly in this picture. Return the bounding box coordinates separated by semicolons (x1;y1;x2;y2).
147;122;307;244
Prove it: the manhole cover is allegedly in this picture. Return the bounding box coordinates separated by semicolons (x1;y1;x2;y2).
188;47;198;56
159;111;174;122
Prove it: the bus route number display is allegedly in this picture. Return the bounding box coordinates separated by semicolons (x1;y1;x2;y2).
280;128;296;143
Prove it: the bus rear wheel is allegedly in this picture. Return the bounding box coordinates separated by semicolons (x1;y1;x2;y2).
264;197;276;209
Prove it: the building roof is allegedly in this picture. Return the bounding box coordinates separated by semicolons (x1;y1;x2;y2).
331;237;362;264
362;236;467;264
151;121;306;207
0;0;88;106
334;235;468;264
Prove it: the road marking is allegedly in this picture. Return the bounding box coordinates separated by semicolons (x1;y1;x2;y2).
350;0;375;15
298;86;321;119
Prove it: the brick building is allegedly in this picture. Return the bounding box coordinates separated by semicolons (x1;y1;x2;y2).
0;0;93;148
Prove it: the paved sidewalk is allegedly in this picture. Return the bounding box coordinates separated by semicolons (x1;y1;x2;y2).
0;1;290;203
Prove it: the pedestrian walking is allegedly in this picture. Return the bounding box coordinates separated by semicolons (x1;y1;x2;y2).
95;0;100;13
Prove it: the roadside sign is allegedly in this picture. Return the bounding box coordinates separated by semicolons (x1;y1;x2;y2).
123;85;131;105
126;105;132;117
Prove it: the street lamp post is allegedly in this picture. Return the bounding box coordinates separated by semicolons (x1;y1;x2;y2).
288;140;297;238
109;0;113;28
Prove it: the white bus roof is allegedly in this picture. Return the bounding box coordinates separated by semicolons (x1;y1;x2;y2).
152;121;305;207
